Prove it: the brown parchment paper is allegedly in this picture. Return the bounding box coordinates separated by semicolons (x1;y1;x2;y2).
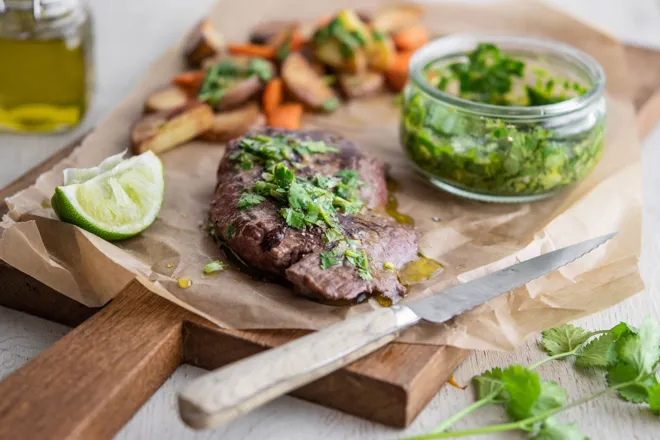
0;0;644;351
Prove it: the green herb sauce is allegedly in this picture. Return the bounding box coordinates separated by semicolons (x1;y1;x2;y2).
402;43;605;198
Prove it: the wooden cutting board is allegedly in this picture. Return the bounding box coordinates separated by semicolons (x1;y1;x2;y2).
0;38;659;440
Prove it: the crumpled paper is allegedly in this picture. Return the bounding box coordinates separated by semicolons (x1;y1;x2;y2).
0;0;643;351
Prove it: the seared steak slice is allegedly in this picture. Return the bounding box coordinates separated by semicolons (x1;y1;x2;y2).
210;128;417;302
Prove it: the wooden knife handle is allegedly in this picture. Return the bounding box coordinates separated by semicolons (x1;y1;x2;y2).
178;305;421;430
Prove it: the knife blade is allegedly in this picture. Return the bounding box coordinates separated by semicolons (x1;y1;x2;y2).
179;232;616;430
408;232;616;323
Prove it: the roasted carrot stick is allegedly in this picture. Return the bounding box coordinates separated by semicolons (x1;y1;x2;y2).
392;25;430;52
228;43;275;59
267;103;303;129
172;70;205;94
262;78;283;114
385;51;414;92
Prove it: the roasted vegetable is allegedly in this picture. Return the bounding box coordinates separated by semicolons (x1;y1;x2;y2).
269;26;305;62
385;51;413;92
183;19;225;66
314;38;367;73
172;70;205;94
249;20;297;45
144;86;192;113
201;102;263;142
366;31;396;72
132;103;214;154
371;3;425;34
262;78;283;114
198;57;274;110
282;52;340;112
338;71;384;99
227;43;275;59
392;24;430;51
267;103;303;129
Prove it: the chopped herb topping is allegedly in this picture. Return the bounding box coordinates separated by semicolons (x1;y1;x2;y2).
239;160;371;279
230;135;340;170
426;43;587;107
203;260;227;274
226;223;236;238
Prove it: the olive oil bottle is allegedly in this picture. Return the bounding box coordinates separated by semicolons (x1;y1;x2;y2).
0;0;93;133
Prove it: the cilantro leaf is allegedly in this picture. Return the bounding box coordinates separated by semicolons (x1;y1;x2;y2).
320;251;340;269
281;207;305;229
617;318;660;376
532;418;588;440
237;192;265;210
501;365;542;421
610;322;636;339
472;368;505;401
226;223;236;238
203;260;227;274
575;332;617;368
531;381;568;416
324;228;343;243
648;384;660;415
288;181;311;210
606;363;655;403
541;324;592;356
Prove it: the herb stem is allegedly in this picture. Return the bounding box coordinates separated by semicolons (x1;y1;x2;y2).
406;381;637;440
431;394;495;433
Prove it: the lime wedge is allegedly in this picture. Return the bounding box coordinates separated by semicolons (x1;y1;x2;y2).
52;151;164;241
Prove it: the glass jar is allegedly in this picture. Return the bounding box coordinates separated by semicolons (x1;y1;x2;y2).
0;0;93;133
400;35;606;203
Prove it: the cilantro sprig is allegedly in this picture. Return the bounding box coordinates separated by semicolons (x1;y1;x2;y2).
405;318;660;439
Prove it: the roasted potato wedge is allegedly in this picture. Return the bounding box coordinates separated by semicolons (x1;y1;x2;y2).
371;3;425;34
183;19;225;66
338;71;384;99
131;103;214;154
314;39;367;73
215;75;263;111
335;9;373;47
201;102;264;142
282;52;340;112
249;20;297;45
144;86;191;113
366;34;396;72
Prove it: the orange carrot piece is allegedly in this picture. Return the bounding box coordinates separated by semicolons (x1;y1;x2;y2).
262;78;283;114
385;51;414;92
289;29;305;51
228;43;275;59
392;25;430;52
267;103;303;129
172;70;205;94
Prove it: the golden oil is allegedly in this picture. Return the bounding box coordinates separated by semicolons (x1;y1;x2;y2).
0;2;93;133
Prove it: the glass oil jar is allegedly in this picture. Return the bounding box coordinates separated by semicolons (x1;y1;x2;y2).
0;0;93;133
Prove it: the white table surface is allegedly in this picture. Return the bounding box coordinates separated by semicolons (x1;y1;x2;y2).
1;0;660;439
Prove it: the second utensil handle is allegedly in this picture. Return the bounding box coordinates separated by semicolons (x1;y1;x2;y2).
178;305;421;430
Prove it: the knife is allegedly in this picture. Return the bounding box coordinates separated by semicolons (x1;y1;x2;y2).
178;232;616;429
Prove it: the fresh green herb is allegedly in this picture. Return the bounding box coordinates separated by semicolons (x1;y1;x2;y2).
203;260;227;274
404;318;660;439
198;58;273;106
230;135;340;170
275;38;292;63
239;161;370;279
226;223;236;238
322;97;341;113
237;192;265;211
247;58;274;82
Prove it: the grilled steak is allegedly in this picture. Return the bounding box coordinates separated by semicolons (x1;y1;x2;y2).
210;128;418;302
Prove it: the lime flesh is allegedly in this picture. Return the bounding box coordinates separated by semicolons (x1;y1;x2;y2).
52;151;164;241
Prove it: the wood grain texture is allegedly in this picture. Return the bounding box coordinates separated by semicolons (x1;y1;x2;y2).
0;281;187;440
0;40;658;440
